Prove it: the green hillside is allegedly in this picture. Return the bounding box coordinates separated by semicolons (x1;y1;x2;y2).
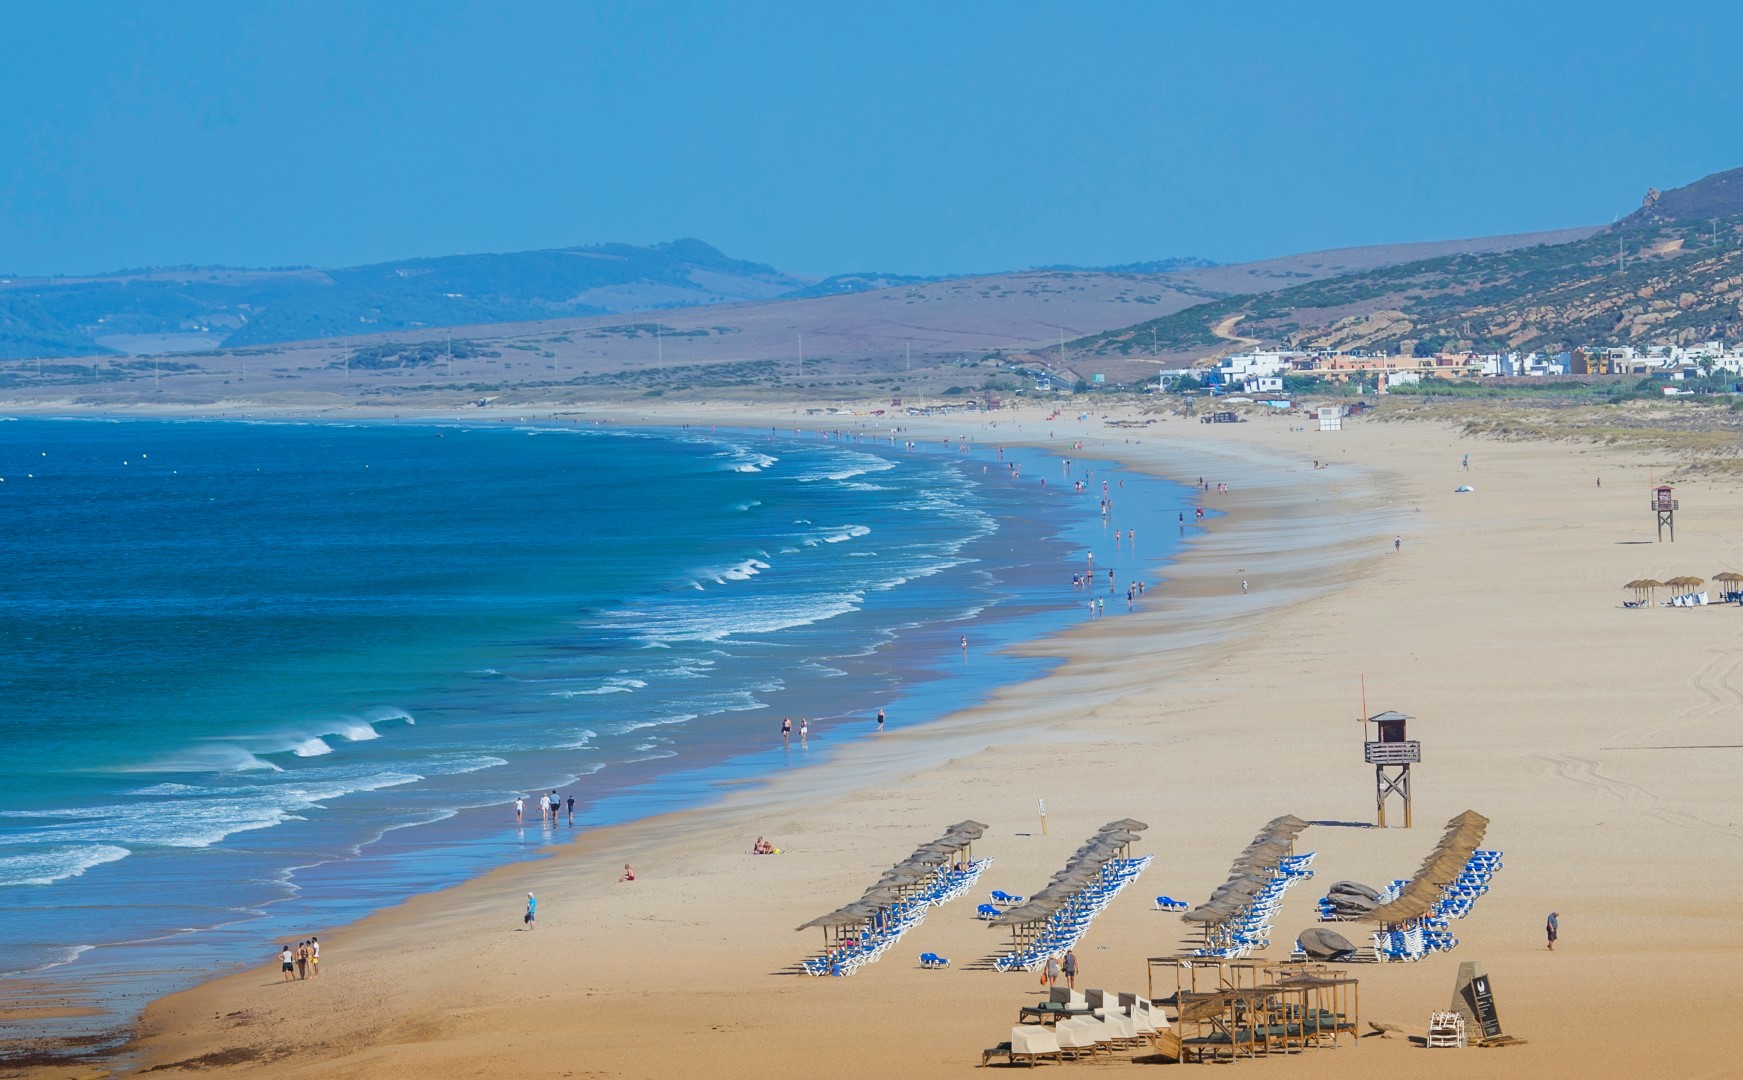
1076;168;1743;359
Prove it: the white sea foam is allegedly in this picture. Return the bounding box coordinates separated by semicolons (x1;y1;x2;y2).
720;449;777;473
0;844;131;887
559;729;600;750
614;712;696;734
711;557;770;583
796;453;896;483
291;737;334;757
553;685;634;697
629;591;864;643
804;524;871;546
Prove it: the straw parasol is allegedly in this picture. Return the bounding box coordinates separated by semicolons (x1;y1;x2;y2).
1713;572;1743;596
1624;579;1661;603
1665;575;1704;589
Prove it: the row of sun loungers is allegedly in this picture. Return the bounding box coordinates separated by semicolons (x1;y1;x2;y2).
1188;851;1315;960
987;822;1153;972
1667;591;1710;606
1371;848;1501;961
799;857;989;975
985;989;1173;1066
796;821;991;977
990;855;1152;971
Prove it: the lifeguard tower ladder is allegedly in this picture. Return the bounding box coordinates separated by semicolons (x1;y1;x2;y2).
1365;710;1420;828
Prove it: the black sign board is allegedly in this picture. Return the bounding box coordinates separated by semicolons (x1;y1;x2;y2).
1465;973;1503;1039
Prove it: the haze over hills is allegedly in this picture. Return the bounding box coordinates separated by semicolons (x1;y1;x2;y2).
0;225;1609;405
0;239;822;360
1077;166;1743;360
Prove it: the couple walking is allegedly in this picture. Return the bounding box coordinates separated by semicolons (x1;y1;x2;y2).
1039;948;1079;990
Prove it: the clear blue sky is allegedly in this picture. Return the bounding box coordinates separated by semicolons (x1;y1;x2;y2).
3;2;1740;278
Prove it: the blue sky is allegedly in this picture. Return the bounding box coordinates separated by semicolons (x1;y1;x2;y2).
3;2;1740;277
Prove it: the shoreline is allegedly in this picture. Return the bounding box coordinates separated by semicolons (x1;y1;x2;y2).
12;401;1743;1078
0;407;1211;1065
115;406;1394;1077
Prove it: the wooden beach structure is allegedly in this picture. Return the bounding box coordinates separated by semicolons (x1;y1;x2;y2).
1145;958;1360;1062
1364;710;1420;828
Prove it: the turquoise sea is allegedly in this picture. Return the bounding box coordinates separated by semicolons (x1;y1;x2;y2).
0;416;1191;1041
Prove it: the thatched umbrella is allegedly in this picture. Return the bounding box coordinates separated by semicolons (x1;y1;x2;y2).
1666;575;1704;589
1713;571;1743;598
1631;578;1663;603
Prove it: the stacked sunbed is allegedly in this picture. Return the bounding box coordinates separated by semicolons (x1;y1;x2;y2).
989;820;1153;973
983;988;1173;1066
1181;816;1315;959
796;821;991;976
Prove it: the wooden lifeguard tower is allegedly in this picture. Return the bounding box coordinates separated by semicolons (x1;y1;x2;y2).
1364;710;1420;828
1653;484;1678;542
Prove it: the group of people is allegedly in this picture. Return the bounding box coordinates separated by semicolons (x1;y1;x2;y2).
514;790;575;825
750;836;780;854
278;937;319;982
780;716;811;744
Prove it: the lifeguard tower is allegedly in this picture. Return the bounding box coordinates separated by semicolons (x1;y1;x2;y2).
1653;485;1677;542
1364;710;1420;828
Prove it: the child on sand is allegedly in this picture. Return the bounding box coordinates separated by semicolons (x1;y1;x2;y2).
619;864;636;882
524;892;536;930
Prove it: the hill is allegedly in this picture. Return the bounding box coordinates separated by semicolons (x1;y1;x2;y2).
0;239;808;360
1074;171;1743;360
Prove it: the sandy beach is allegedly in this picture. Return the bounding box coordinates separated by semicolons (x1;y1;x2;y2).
11;403;1743;1078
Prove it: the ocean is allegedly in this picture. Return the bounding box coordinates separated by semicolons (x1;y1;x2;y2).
0;415;1191;1038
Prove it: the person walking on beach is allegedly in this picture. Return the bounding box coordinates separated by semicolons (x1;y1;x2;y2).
1063;948;1079;990
781;716;792;743
280;944;295;983
309;936;319;978
514;795;523;823
1241;579;1248;595
566;795;575;825
876;708;885;732
799;718;809;745
1462;453;1469;471
1394;534;1402;553
524;892;537;929
1043;953;1061;987
1546;911;1558;951
548;790;560;823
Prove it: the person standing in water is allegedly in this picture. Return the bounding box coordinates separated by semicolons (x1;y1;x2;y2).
781;717;792;743
799;718;809;745
876;708;885;732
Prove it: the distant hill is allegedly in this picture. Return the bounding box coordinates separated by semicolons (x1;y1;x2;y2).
1035;257;1219;274
777;271;945;300
1075;170;1743;359
1614;165;1743;230
0;239;808;360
